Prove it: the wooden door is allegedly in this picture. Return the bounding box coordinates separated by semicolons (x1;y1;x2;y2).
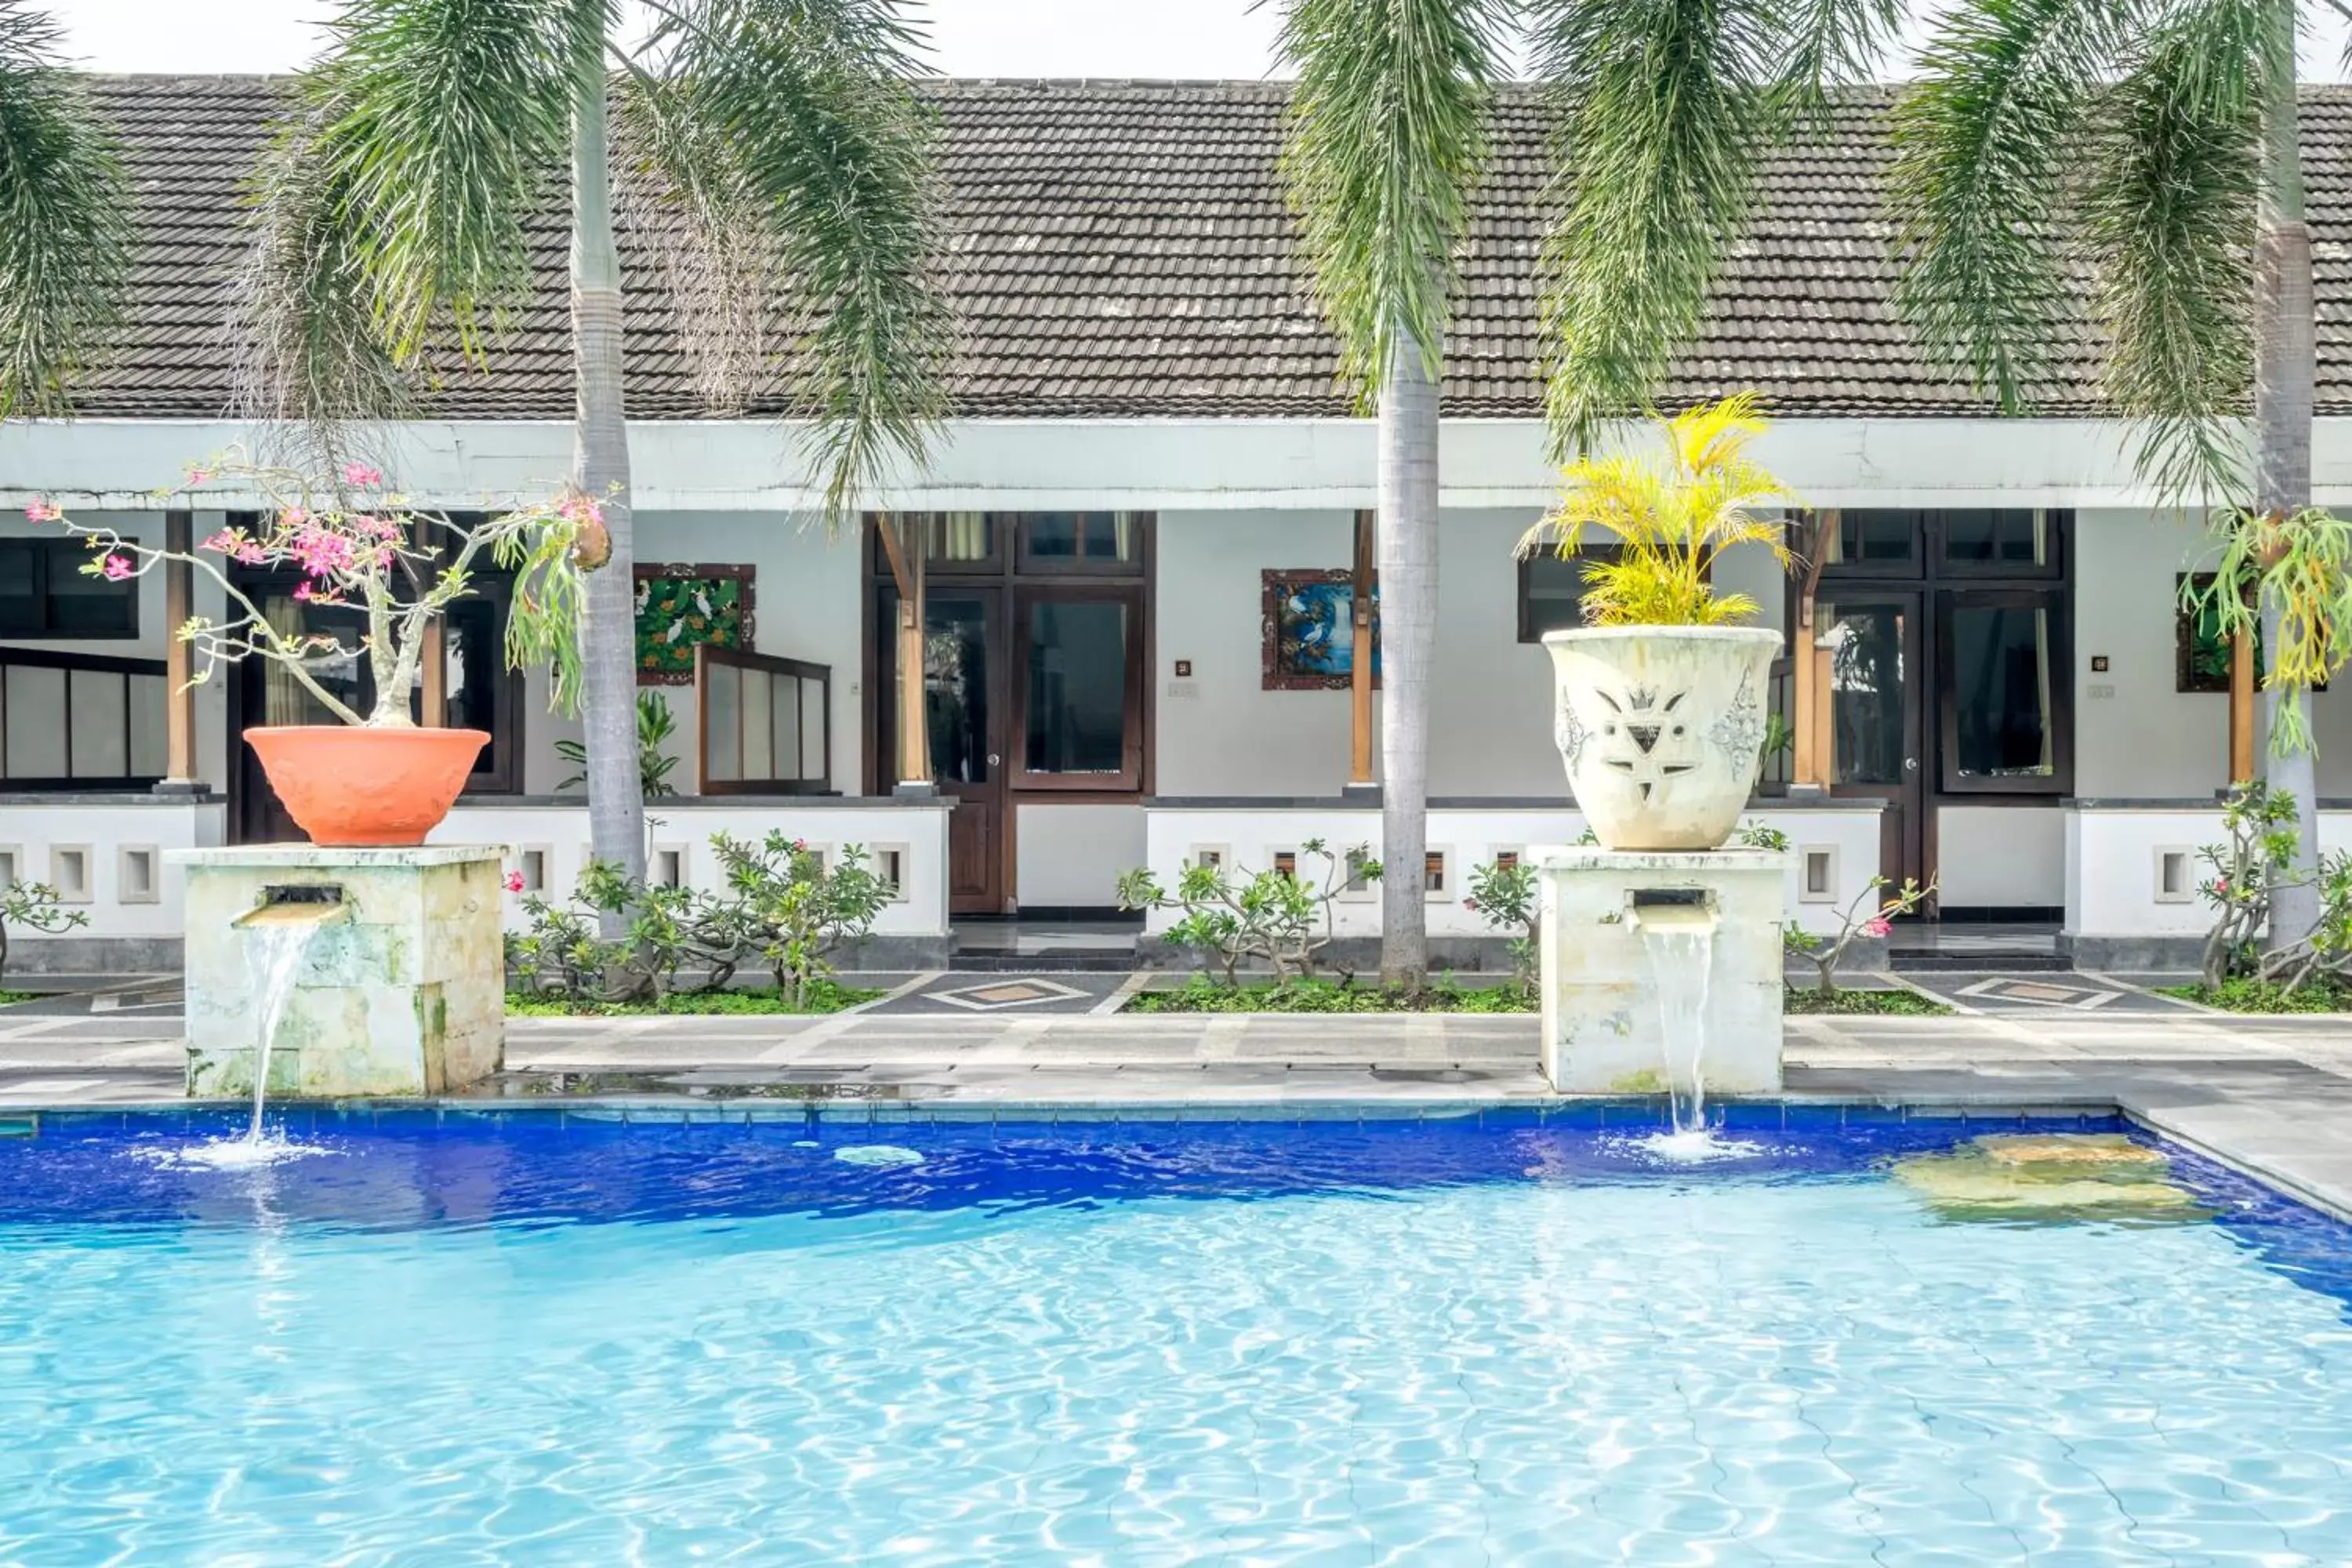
877;583;1007;913
1816;589;1925;890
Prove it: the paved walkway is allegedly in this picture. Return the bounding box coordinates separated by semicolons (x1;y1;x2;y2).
7;971;2352;1221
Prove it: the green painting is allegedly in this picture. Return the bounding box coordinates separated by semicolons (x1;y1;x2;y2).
2176;572;2259;694
634;564;755;685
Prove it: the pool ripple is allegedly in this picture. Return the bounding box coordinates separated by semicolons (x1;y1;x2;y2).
0;1119;2349;1563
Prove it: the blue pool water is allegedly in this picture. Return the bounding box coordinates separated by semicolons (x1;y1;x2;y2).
2;1109;2350;1565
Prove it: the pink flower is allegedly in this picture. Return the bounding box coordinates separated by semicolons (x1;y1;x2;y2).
1464;898;1479;911
292;582;314;602
557;494;604;528
2216;878;2230;895
234;543;265;565
1863;917;1893;939
24;501;63;523
199;528;238;554
342;462;384;489
185;466;212;486
503;870;526;894
100;554;134;581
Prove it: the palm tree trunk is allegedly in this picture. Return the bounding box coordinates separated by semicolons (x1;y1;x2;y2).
1378;332;1437;989
2255;36;2318;952
571;63;648;906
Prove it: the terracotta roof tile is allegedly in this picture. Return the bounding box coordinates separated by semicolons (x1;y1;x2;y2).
58;74;2352;420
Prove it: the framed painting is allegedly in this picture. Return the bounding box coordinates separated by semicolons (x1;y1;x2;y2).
2175;572;2278;693
634;564;756;686
1262;568;1380;691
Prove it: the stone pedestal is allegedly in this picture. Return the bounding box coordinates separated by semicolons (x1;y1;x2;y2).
170;845;505;1098
1533;846;1785;1097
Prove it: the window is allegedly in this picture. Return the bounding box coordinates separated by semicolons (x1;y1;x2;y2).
1018;513;1145;572
0;538;138;639
1519;546;1667;643
1828;510;1920;568
1938;588;2069;793
1940;510;2050;569
1016;588;1142;788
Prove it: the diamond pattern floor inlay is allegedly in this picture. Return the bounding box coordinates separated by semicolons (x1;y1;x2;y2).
1954;977;2121;1010
929;978;1094;1011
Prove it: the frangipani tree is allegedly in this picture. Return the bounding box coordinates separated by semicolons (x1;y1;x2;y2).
0;0;131;419
1890;0;2334;941
243;0;950;895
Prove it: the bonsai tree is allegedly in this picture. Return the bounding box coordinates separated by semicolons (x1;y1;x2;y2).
1516;391;1791;624
34;453;590;728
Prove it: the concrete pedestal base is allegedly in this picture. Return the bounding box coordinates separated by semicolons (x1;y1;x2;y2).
1534;845;1786;1097
170;845;506;1098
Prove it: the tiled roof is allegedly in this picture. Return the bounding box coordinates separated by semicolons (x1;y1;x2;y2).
59;74;2352;419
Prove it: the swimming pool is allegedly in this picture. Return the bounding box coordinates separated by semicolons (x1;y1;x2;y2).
2;1109;2347;1563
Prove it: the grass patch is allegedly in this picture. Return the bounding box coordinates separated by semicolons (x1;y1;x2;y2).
1127;977;1537;1014
2156;978;2352;1014
0;989;43;1007
1784;986;1950;1016
506;982;883;1018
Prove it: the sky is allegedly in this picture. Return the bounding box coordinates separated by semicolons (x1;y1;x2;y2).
45;0;2352;82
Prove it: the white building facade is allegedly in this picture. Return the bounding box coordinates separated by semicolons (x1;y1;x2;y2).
5;78;2350;969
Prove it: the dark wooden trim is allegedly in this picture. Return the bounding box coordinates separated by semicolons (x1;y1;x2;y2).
1515;545;1633;644
1013;512;1152;575
0;535;140;641
1010;580;1146;793
1935;584;2072;796
692;644;833;794
863;513;1159;911
0;647;165;676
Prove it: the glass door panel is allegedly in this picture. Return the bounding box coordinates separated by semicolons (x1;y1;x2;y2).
1939;589;2067;793
1817;593;1924;890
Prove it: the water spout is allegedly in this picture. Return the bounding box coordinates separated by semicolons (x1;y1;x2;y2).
1629;897;1716;1137
230;890;348;1144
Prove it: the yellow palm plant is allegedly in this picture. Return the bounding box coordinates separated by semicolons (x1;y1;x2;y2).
1517;393;1793;626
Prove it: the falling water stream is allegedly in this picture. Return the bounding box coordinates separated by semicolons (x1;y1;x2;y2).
135;906;339;1170
240;912;321;1142
1632;907;1758;1163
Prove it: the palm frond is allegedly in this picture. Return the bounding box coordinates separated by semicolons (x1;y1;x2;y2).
301;0;586;363
1520;392;1791;626
230;102;416;463
648;0;950;528
0;0;134;419
1530;0;1889;456
1273;0;1510;409
1888;0;2128;415
615;67;778;413
2082;0;2269;504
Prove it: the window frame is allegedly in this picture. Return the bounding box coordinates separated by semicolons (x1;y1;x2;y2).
1933;508;2068;580
1010;581;1146;793
0;535;140;641
1515;546;1628;643
1014;512;1149;576
1935;585;2072;796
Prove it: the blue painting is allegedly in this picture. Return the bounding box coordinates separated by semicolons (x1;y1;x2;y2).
1262;569;1380;690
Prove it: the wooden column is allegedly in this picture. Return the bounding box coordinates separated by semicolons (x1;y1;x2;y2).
161;510;201;789
874;515;929;788
419;620;448;727
2229;626;2256;786
1348;508;1375;788
1788;510;1835;792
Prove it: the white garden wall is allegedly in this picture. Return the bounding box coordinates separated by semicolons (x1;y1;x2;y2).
1138;800;1884;939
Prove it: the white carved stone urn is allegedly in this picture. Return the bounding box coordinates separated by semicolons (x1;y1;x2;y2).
1542;626;1780;851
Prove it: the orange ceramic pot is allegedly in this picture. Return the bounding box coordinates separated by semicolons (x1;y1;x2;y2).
245;725;488;847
